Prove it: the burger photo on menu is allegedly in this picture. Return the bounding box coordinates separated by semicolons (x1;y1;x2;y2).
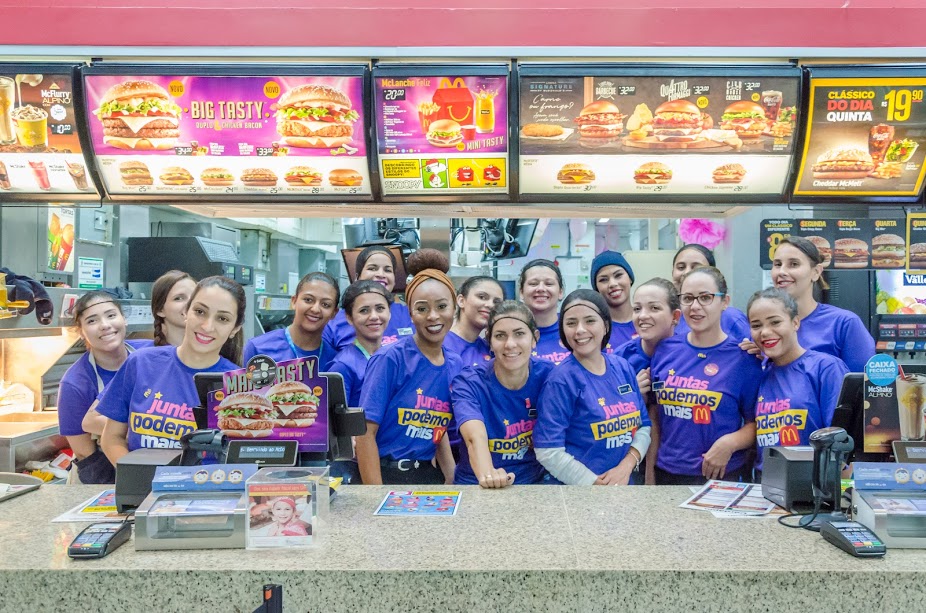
909;243;926;269
94;80;182;150
328;168;363;187
159;166;193;186
556;162;595;184
719;101;768;140
241;168;278;187
712;163;746;184
426;119;463;147
216;392;275;439
273;84;359;149
652;100;702;142
806;235;833;268
265;381;319;428
634;161;672;185
119;161;153;186
574;100;624;143
811;147;875;179
284;166;322;187
872;234;907;268
201;167;234;186
834;238;870;269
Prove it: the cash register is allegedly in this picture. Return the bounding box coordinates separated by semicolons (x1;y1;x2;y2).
853;456;926;548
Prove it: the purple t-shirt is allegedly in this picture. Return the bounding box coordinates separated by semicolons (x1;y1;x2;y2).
675;307;750;342
613;337;652;374
755;350;849;471
535;354;650;476
605;320;637;354
651;334;762;476
359;335;462;461
323;302;413;352
443;331;492;369
451;358;554;485
797;303;874;372
329;343;370;407
243;328;334;372
96;345;237;451
57;339;153;437
533;322;569;365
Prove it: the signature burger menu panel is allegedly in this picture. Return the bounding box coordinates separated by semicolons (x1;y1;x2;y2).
0;64;94;198
518;65;800;200
82;65;371;199
794;67;926;199
373;65;509;198
759;218;908;270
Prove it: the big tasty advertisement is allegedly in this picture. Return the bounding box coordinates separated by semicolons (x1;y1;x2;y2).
83;71;371;198
0;66;93;196
794;69;926;198
518;67;800;199
374;67;509;197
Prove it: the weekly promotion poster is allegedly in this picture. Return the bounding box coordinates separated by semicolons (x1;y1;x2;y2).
374;72;508;196
518;69;800;198
758;217;907;270
83;73;371;197
0;67;92;195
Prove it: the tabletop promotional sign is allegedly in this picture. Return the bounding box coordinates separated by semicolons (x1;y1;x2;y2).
0;65;92;196
83;70;371;198
206;356;328;453
518;67;800;199
863;356;926;454
373;66;509;197
794;69;926;198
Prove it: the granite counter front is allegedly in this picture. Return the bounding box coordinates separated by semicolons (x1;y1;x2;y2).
0;484;920;612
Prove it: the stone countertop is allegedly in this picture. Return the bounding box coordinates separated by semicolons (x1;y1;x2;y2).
0;484;921;612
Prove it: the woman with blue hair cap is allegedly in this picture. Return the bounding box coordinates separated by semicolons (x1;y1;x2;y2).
591;250;637;352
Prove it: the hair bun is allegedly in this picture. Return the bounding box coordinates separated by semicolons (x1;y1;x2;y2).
406;248;450;276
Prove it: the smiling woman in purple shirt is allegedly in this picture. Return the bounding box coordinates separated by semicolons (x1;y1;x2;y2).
444;276;503;369
519;259;568;365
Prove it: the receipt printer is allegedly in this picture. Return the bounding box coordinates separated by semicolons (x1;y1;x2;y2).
761;446;814;511
115;448;182;513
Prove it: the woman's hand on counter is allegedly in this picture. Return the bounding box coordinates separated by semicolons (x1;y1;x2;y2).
478;468;515;489
595;456;635;486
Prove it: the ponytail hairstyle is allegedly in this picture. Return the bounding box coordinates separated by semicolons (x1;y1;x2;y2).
73;291;125;346
187;276;247;366
294;271;340;305
518;259;563;292
456;275;504;318
151;270;194;346
775;236;830;291
341;279;393;316
486;300;537;338
747;287;799;321
635;277;680;312
673;244;716;268
680;266;728;297
558;289;611;352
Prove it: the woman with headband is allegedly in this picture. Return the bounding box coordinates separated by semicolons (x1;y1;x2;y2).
452;301;554;488
518;259;568;364
356;249;462;485
534;290;651;485
671;244;750;341
591;251;638;352
444;276;504;368
324;245;414;351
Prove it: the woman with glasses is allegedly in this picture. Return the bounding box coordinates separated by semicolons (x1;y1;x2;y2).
670;244;749;341
650;267;762;485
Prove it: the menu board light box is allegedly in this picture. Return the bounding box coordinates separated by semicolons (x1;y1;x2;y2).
82;66;372;200
794;68;926;199
518;66;801;201
0;64;94;198
373;65;509;199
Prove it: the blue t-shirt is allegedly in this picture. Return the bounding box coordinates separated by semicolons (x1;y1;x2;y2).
533;322;569;365
451;358;554;485
359;335;463;461
755;350;849;471
797;303;874;373
329;343;370;407
323;302;413;352
605;320;637;354
675;307;750;342
443;331;492;369
612;337;652;374
243;328;335;372
535;354;650;476
96;345;237;451
650;334;762;476
57;339;153;437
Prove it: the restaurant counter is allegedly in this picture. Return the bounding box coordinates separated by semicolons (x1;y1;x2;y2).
0;484;922;612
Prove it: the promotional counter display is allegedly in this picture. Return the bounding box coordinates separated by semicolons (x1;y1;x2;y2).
82;65;372;200
518;65;800;201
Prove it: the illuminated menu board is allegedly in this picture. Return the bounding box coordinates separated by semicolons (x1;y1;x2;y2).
0;64;95;198
518;65;800;201
794;67;926;199
82;66;371;199
373;65;509;198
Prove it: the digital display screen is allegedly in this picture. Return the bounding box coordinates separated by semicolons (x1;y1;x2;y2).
238;445;288;459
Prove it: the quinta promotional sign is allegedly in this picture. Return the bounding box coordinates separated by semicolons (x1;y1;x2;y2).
794;69;926;197
83;71;371;198
759;217;908;270
373;67;509;197
518;67;800;199
0;66;92;196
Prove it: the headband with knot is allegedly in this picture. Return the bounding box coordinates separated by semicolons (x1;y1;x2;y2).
405;269;456;303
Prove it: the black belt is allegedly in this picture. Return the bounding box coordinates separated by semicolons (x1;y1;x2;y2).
381;458;428;471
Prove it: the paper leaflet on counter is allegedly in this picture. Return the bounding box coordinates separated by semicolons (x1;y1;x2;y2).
374;491;462;516
52;489;130;523
681;481;785;518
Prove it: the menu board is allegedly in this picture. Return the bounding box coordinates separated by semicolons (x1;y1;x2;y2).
373;66;509;198
794;68;926;198
82;68;371;199
518;67;800;200
0;65;93;197
759;218;907;270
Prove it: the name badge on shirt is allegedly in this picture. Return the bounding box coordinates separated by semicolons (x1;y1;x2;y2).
398;328;413;336
618;384;632;395
652;381;665;391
